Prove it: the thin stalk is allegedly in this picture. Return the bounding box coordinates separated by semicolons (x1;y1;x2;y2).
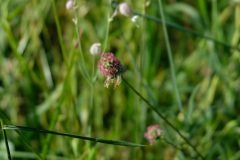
122;78;205;159
85;84;94;158
1;120;12;160
89;85;94;126
41;109;60;159
73;7;91;85
87;84;94;136
157;0;183;115
92;56;95;80
102;0;112;53
51;0;68;67
138;0;148;149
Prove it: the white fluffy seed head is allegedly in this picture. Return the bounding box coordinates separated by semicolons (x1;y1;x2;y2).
90;43;102;55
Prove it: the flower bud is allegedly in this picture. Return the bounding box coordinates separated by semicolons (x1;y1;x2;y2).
66;0;75;10
89;43;102;55
109;2;140;27
119;3;133;17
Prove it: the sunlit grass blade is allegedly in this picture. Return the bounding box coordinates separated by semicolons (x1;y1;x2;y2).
3;125;145;147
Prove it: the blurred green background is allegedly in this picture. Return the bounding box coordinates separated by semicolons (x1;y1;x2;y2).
0;0;240;159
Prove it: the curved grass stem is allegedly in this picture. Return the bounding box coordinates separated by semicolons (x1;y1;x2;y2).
157;0;183;117
122;78;205;159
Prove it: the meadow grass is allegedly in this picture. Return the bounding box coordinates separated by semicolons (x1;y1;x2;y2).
0;0;240;159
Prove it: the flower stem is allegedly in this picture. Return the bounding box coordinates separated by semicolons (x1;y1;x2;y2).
73;7;91;85
122;78;205;159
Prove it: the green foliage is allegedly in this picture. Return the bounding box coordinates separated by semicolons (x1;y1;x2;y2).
0;0;240;159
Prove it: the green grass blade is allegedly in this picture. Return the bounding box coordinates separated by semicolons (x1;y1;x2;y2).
0;112;43;159
1;120;12;160
3;125;145;147
51;0;68;67
134;12;240;52
187;84;200;123
157;0;183;117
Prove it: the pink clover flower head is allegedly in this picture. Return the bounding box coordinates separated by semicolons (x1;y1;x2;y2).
98;53;126;88
144;124;163;145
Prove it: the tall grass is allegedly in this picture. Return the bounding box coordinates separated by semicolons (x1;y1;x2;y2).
0;0;240;159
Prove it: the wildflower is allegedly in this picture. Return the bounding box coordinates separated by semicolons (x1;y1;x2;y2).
66;0;75;10
144;124;163;145
109;2;140;27
90;43;102;55
98;53;126;88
